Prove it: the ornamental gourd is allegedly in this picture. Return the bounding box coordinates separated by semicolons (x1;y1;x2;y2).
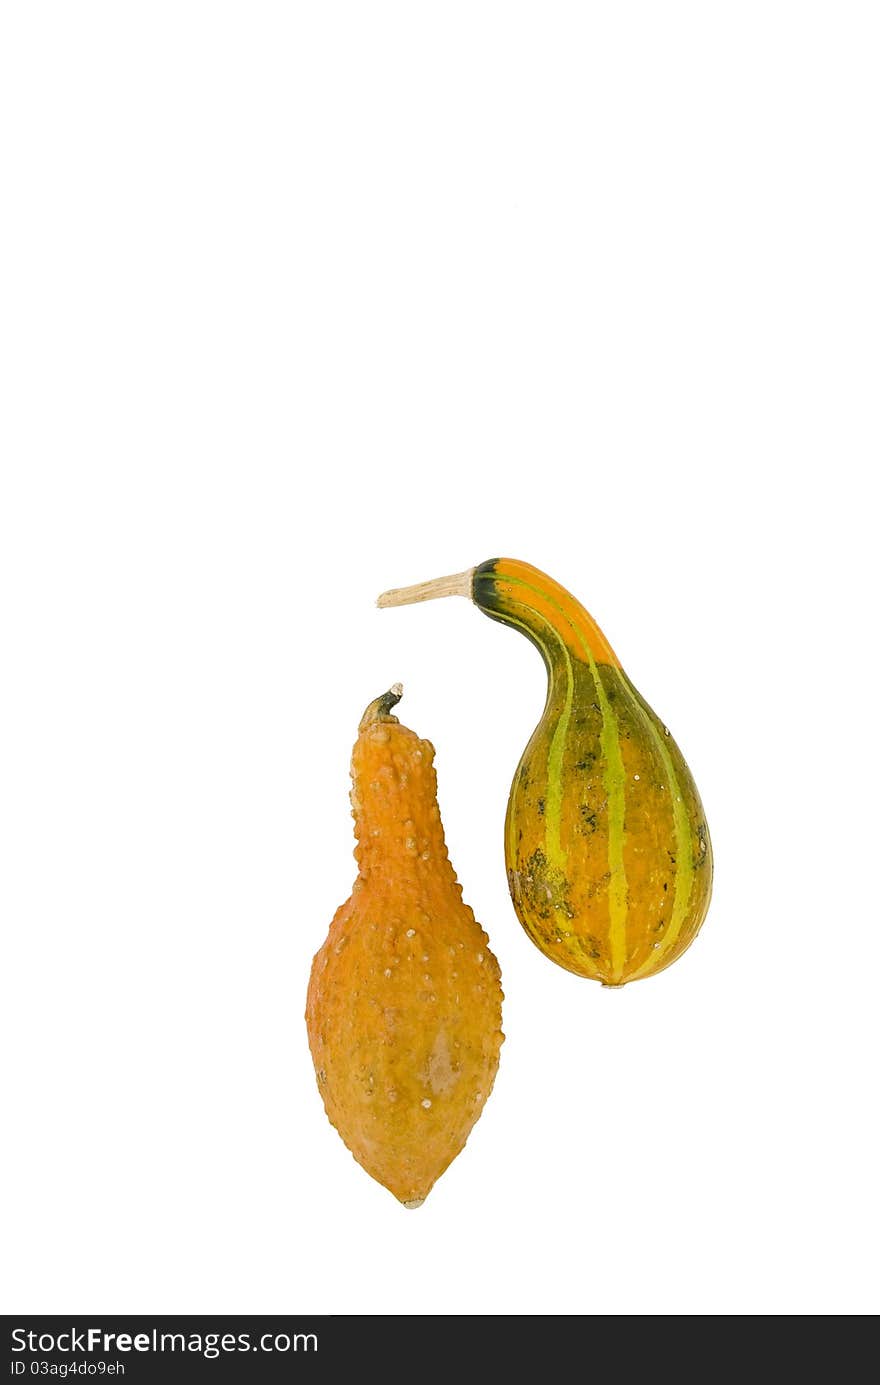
378;560;713;987
306;685;504;1206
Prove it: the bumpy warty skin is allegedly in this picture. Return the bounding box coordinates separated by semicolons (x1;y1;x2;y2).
306;694;504;1206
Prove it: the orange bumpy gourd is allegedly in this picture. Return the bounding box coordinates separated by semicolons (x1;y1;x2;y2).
306;685;504;1206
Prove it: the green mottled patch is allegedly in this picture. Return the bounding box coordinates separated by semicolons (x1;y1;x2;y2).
510;848;574;924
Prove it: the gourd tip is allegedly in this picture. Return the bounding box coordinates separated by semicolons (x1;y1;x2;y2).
402;1198;426;1209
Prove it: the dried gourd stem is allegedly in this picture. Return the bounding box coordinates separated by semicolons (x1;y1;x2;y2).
376;568;475;608
359;683;403;731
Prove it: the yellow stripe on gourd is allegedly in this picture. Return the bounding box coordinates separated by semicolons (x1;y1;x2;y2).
584;649;628;981
544;653;574;870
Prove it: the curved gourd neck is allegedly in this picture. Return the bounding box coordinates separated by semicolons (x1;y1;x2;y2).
374;557;621;680
472;558;621;674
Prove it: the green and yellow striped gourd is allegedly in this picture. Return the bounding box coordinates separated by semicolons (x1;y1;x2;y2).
378;558;713;986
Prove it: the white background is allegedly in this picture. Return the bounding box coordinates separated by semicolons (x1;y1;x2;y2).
1;3;877;1317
